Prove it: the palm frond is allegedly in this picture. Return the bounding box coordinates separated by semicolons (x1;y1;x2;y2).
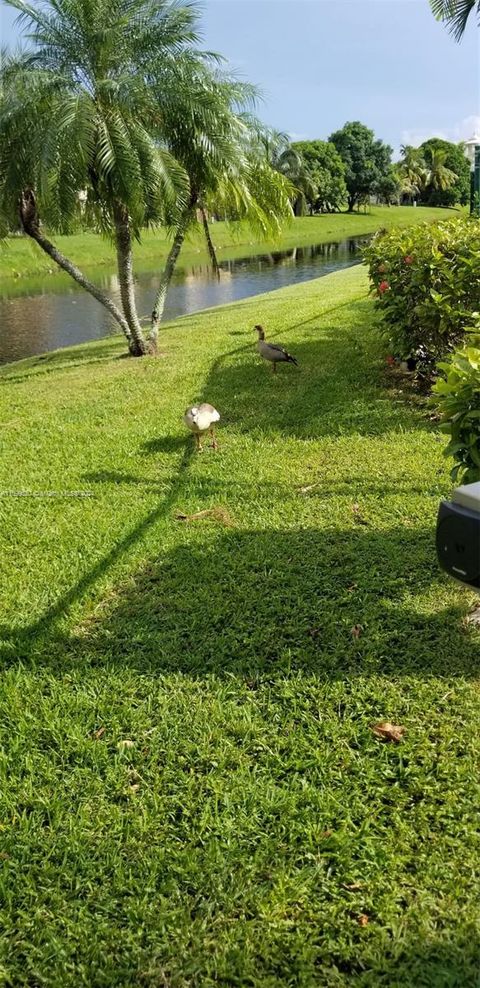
429;0;479;39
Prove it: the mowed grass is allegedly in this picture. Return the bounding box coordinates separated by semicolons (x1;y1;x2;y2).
0;264;479;987
0;205;456;281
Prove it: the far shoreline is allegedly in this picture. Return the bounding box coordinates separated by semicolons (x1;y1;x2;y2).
0;205;460;284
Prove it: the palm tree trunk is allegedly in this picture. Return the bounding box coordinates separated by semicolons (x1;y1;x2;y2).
200;206;221;280
19;189;133;346
149;210;192;345
112;202;148;356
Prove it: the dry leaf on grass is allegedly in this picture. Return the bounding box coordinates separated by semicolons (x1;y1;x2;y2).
342;882;365;891
297;484;319;495
357;914;369;927
117;739;135;750
465;606;480;627
351;624;363;639
352;503;368;526
371;721;405;743
93;726;105;740
175;507;234;527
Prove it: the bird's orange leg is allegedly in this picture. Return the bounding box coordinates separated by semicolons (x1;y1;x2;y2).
272;362;277;374
210;427;218;450
195;432;203;453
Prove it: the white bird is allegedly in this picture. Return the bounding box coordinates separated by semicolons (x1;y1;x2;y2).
254;324;298;373
183;403;220;452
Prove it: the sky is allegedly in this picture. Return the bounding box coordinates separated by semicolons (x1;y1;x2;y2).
1;0;479;155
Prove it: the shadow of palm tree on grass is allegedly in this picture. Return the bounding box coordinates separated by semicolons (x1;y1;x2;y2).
201;333;429;441
60;524;477;681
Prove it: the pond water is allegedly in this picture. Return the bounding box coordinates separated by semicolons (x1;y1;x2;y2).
0;234;370;365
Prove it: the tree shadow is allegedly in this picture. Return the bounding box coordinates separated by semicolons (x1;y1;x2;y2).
0;442;196;661
83;470;170;491
0;340;125;383
202;332;430;440
20;522;477;679
141;435;187;455
327;935;480;986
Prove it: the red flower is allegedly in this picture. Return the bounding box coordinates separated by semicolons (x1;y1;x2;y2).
404;255;413;265
378;280;390;294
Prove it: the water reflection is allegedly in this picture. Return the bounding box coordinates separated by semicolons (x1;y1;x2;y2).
0;235;370;365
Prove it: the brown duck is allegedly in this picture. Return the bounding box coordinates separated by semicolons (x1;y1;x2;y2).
254;325;298;373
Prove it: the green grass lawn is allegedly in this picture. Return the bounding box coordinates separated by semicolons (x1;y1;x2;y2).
0;264;479;987
0;205;458;282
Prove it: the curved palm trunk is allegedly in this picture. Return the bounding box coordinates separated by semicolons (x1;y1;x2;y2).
113;203;148;356
19;189;133;345
200;206;221;280
149;208;193;345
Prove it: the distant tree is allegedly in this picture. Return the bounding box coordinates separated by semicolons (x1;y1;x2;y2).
252;127;315;215
328;121;392;212
398;146;427;199
255;128;300;175
375;166;401;205
420;138;469;205
430;0;479;39
291;140;347;213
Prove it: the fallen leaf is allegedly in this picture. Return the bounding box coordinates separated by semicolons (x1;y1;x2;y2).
351;624;363;639
117;739;135;750
371;721;405;743
357;914;369;927
320;830;333;839
342;882;365;891
308;627;321;639
347;583;358;593
0;852;10;860
175;507;233;526
93;726;105;740
297;484;319;494
352;504;368;526
465;606;480;627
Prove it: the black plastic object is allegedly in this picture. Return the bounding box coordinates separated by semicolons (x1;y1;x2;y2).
436;501;480;589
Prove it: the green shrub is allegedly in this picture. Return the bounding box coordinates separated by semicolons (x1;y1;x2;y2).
364;217;480;370
431;333;480;484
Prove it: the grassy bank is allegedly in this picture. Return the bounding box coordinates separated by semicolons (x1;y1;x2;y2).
0;265;479;986
0;205;456;281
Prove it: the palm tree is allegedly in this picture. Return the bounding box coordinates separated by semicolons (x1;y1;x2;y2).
149;76;293;340
252;126;316;216
0;0;212;356
423;148;458;192
430;0;479;39
256;128;300;175
398;145;427;197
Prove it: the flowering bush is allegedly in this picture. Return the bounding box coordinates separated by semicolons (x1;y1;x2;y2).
363;217;480;372
431;330;480;484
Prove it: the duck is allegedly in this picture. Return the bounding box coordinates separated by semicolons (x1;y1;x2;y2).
254;324;298;373
183;403;220;451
